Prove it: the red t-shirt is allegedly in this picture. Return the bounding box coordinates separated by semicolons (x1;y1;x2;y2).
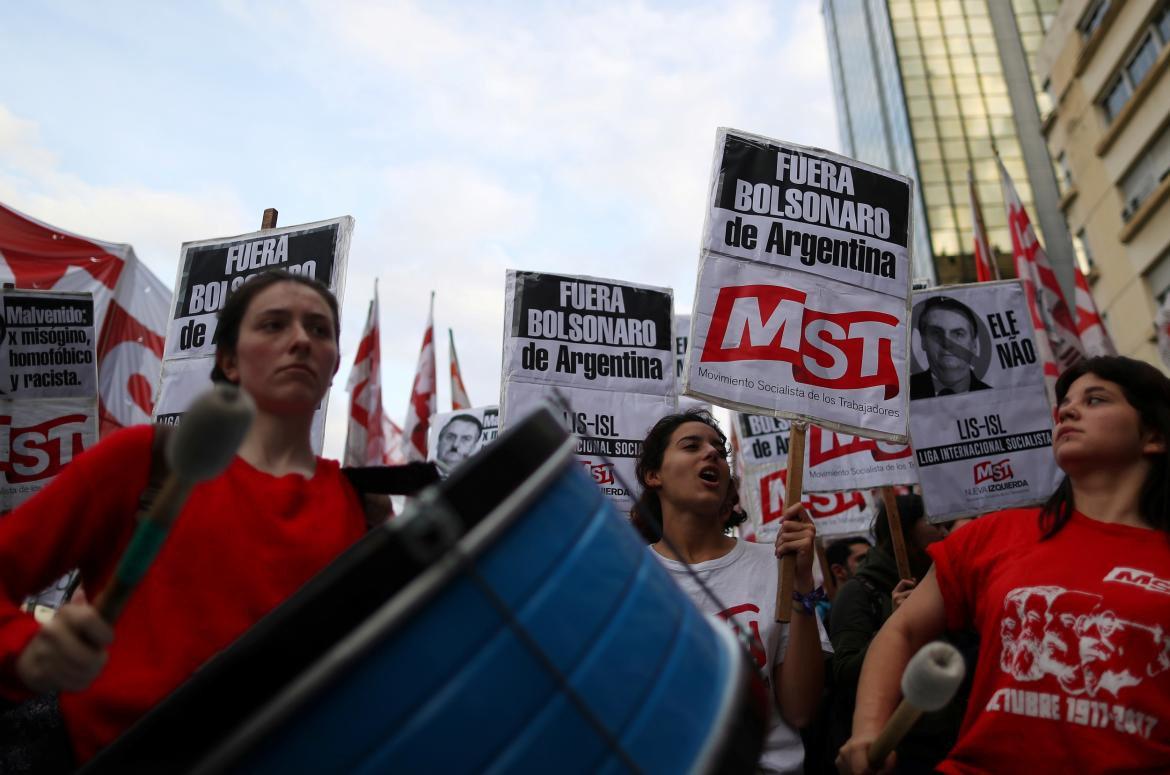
0;425;366;761
929;508;1170;774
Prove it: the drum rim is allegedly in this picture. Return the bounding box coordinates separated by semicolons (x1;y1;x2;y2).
689;619;759;775
192;421;579;773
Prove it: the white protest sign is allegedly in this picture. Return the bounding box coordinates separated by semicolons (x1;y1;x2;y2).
153;217;353;450
1;289;99;512
1;290;97;399
739;461;874;543
501;270;677;512
502;270;675;396
733;412;791;468
428;405;499;474
685;129;913;441
502;376;675;514
674;314;708;413
802;423;916;492
908;280;1062;522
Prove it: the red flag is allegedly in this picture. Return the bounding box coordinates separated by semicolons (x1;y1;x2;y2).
1073;267;1117;357
968;170;998;282
449;328;472;410
402;293;436;462
344;288;387;466
997;157;1084;392
382;415;408;465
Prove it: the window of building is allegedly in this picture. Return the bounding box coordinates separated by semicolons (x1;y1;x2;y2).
1074;229;1095;274
1127;33;1159;85
1078;0;1110;39
1119;122;1170;221
1056;151;1074;192
1100;7;1170;123
1103;76;1133;122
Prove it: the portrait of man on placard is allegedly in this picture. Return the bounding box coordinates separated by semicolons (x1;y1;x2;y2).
910;295;992;400
436;413;483;471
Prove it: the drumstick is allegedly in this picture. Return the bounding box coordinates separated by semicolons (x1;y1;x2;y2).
775;421;806;623
95;384;255;623
867;641;965;770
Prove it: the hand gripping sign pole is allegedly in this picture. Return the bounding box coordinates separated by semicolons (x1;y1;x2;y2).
867;641;966;770
775;421;807;623
96;384;255;622
880;487;913;581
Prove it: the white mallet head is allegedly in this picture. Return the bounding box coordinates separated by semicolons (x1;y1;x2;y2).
167;384;256;482
901;641;966;712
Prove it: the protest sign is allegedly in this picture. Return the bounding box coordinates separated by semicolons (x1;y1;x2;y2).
501;270;677;512
502;270;675;396
501;380;674;512
153;217;353;447
739;462;874;543
428;405;500;474
2;290;97;400
1;288;98;512
908;280;1062;522
674;314;708;413
732;412;914;489
684;129;913;441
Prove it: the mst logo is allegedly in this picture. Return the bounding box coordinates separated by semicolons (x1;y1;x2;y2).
700;284;900;398
974;458;1014;485
0;414;88;484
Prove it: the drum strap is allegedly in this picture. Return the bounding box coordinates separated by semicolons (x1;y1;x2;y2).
143;425;439;530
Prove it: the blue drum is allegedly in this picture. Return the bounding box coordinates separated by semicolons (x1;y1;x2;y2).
85;408;766;774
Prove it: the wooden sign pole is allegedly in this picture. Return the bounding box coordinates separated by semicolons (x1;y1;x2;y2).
776;421;807;622
881;486;913;580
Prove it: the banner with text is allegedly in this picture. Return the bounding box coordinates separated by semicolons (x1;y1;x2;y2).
153;217;353;447
502;379;674;513
689;254;910;439
428;405;500;474
740;461;874;543
674;313;708;412
908;280;1062;521
1;288;99;511
685;129;913;441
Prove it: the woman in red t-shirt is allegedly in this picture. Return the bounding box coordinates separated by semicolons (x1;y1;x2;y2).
0;270;368;769
837;356;1170;774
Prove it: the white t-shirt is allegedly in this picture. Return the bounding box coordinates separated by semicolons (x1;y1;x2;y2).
654;539;832;775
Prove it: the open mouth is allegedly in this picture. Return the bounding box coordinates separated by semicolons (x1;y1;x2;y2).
698;466;720;484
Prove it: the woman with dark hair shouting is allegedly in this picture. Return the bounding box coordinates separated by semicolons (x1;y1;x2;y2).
633;409;830;774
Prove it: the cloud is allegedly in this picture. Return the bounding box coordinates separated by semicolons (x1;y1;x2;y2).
0;104;252;284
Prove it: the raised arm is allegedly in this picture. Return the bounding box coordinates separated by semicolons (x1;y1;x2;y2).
773;504;825;729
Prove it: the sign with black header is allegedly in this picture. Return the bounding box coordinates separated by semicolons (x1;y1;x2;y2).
684;129;914;441
1;288;98;511
908;280;1062;521
501;270;677;511
153;216;353;449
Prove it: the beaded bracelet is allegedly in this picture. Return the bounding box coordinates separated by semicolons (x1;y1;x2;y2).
792;586;827;615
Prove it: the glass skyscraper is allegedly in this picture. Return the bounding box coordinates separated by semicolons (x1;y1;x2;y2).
823;0;1063;286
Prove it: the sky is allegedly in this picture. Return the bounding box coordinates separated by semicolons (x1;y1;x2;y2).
0;0;840;458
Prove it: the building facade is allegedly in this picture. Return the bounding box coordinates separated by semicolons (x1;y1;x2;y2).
1037;0;1170;364
823;0;1072;291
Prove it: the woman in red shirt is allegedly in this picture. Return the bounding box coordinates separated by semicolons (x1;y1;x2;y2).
0;270;368;769
837;356;1170;774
